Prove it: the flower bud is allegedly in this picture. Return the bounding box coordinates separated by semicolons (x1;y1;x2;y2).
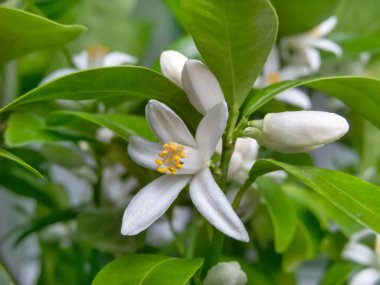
248;111;349;153
160;51;188;88
204;261;247;285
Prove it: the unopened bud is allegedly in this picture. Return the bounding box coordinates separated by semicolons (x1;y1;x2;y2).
204;261;247;285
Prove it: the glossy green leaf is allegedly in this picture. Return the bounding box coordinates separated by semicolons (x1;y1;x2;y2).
0;67;200;128
0;148;42;178
47;111;155;141
182;0;278;108
0;7;85;64
284;184;363;236
4;111;65;147
257;178;297;253
249;159;380;234
92;254;203;285
241;77;380;129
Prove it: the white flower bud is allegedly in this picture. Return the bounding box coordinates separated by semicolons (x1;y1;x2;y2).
250;111;349;153
204;261;248;285
160;50;188;88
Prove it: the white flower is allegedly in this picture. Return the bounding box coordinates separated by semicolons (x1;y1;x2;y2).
96;127;115;143
42;45;138;83
121;100;249;242
342;229;380;285
227;138;259;181
160;50;224;115
281;16;342;71
247;111;349;153
204;261;248;285
255;47;312;110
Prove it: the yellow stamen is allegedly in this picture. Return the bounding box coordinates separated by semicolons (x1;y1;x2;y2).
310;27;321;37
154;142;187;175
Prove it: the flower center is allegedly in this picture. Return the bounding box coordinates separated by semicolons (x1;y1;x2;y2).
87;44;108;68
266;72;281;84
155;142;187;175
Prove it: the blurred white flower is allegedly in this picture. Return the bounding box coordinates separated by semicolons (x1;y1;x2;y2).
160;50;224;115
122;100;248;242
102;164;137;208
96;127;115;143
40;221;77;248
342;229;380;285
204;261;248;285
42;45;138;83
247;111;349;153
145;206;192;247
255;47;312;110
281;16;342;71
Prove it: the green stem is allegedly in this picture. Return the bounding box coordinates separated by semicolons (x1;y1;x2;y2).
60;46;76;68
201;105;240;277
168;219;186;257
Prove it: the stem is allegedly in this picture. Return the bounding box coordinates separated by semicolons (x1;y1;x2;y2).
168;219;186;257
201;105;240;277
93;157;103;207
232;177;255;210
60;46;76;68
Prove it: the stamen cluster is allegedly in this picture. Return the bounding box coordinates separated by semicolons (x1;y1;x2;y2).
155;142;186;175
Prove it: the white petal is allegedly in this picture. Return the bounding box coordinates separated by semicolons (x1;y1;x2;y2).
189;168;249;242
263;47;280;76
342;242;376;266
146;100;197;148
316;16;338;36
311;39;342;56
40;68;77;84
73;51;88;69
275;89;312;110
349;268;380;285
181;60;225;115
280;65;312;80
160;50;188;88
121;175;190;235
303;48;321;71
104;51;138;66
128;135;162;171
195;102;228;160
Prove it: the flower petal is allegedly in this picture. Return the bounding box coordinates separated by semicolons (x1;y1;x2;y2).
195;102;228;160
311;39;342;56
146;100;197;148
316;16;338;36
303;48;321;71
182;60;225;115
280;65;312;80
349;268;380;285
104;51;138;66
276;89;312;110
189;168;249;242
121;174;191;235
73;51;88;69
128;135;162;170
342;242;376;266
160;50;188;88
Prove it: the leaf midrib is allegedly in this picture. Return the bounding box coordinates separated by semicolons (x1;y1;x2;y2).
138;258;174;285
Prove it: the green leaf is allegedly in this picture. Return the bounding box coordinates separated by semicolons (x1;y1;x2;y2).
0;264;14;285
284;183;363;236
257;178;297;253
249;159;380;234
4;111;65;147
0;148;42;178
320;262;356;285
241;77;380;130
47;111;155;141
182;0;278;108
0;67;200;128
92;254;203;285
0;7;85;64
